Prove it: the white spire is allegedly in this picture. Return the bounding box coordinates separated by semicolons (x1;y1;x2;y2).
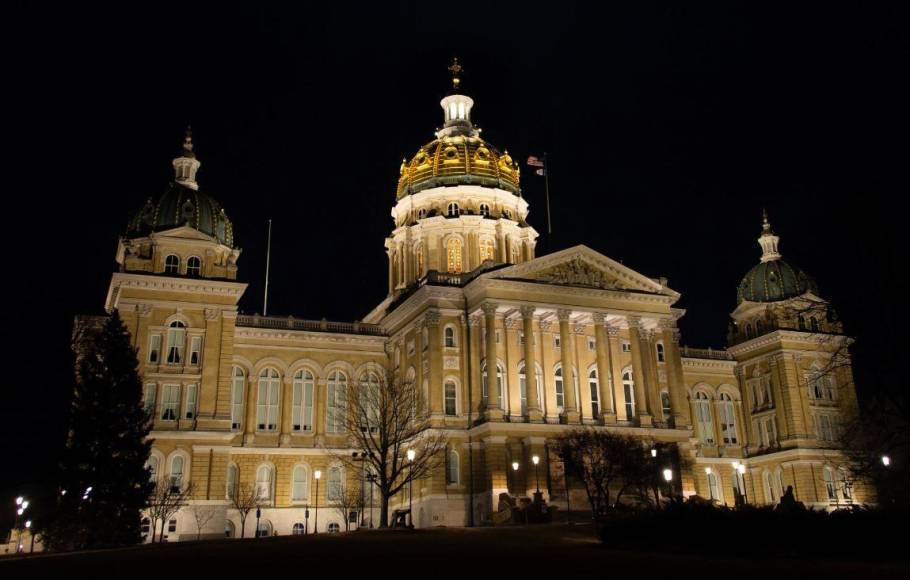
172;126;201;190
758;209;781;262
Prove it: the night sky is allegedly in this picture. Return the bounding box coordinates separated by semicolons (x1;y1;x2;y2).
4;3;906;510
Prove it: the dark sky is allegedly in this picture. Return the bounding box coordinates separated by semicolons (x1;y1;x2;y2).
3;2;906;505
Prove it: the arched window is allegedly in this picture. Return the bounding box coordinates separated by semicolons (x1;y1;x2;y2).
292;465;309;501
165;321;186;364
447;202;459;217
588;369;600;418
719;393;738;444
763;470;775;504
447;449;459;485
755;320;764;334
661;391;671;420
292;523;306;535
256;520;272;538
622;368;635;419
479;238;495;262
444;380;457;416
656;343;665;363
810;317;820;332
481;360;504;404
823;467;836;501
840;469;852;501
292;370;315;432
231;366;245;431
415;244;425;278
416;208;428;220
554;365;565;410
326;371;347;433
503;209;512;220
256;465;273;500
359;371;380;432
169;455;185;492
147;456;159;483
186;256;202;277
798;315;806;330
444;326;457;348
518;363;528;415
256;369;280;431
226;463;238;499
479;203;490;217
165;254;180;274
225;520;236;538
446;238;463;273
694;391;715;445
327;467;343;501
707;471;720;502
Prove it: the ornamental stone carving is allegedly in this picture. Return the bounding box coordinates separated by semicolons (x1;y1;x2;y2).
425;309;441;326
556;308;572;322
519;305;536;319
204;308;221;321
537;258;619;290
481;302;499;316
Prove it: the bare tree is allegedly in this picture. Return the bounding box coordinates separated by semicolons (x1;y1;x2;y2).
330;370;447;528
229;483;259;539
146;481;193;543
190;505;219;540
331;484;364;531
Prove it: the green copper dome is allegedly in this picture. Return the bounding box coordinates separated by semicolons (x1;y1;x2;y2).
737;259;817;304
127;182;235;248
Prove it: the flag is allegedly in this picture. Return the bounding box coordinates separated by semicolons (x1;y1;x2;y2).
527;155;545;168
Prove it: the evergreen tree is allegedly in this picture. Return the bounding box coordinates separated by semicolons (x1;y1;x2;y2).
42;311;153;551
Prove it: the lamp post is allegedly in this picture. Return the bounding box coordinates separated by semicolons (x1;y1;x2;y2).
511;461;519;494
353;451;369;527
304;504;310;535
732;461;748;505
882;455;891;467
313;470;321;535
26;520;34;553
662;468;673;505
255;506;261;539
366;473;377;528
532;455;541;493
407;449;416;529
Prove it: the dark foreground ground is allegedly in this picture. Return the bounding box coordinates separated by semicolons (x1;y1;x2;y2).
2;523;908;579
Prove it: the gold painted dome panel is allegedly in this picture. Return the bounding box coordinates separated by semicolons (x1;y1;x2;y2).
396;135;521;199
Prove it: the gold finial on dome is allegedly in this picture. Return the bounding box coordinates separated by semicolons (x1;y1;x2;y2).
448;57;463;91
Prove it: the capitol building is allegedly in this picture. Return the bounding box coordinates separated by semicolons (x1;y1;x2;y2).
96;68;868;539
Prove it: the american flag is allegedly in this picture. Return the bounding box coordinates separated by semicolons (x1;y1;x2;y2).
527;155;545;167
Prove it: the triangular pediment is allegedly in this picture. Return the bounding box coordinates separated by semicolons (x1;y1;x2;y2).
150;226;218;243
484;245;678;297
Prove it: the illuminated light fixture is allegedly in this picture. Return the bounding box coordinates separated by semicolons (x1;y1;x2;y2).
651;449;657;458
663;469;673;482
407;449;415;462
882;455;891;467
705;467;712;475
512;461;519;471
532;455;540;466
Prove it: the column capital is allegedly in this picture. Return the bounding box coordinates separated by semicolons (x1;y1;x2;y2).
519;305;537;319
592;312;607;325
669;328;682;345
659;318;676;331
556;308;573;322
481;302;499;316
425;309;441;326
469;314;483;327
626;315;642;330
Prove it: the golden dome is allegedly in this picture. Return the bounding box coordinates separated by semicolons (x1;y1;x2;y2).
396;135;521;199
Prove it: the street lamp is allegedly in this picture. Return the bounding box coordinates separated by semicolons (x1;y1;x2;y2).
365;473;377;528
532;455;541;493
651;448;658;458
407;449;416;529
353;451;369;527
882;455;891;467
663;469;673;482
25;520;33;553
313;470;321;535
732;461;748;505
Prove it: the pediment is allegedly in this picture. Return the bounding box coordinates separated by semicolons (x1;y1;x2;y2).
150;226;218;243
485;245;678;298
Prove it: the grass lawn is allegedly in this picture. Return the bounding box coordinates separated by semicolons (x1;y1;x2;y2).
2;523;907;579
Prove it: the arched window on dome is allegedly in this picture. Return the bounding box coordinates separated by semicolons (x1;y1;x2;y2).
446;238;463;274
479;238;495;263
165;254;180;274
187;256;201;277
479;203;490;217
447;202;460;217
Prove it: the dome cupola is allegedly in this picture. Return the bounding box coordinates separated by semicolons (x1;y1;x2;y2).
736;210;818;304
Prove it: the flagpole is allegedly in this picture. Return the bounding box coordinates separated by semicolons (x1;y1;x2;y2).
263;218;272;317
544;152;552;235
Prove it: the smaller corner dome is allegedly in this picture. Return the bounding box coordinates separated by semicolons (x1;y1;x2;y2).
396;136;521;199
737;259;818;304
127;182;235;248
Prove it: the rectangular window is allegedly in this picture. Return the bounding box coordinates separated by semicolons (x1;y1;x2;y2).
622;341;631;353
292;380;315;432
445;381;457;416
189;336;202;366
588;338;596;352
231;377;244;431
624;383;634;418
143;384;157;416
148;335;161;364
184;384;197;419
161;385;180;421
554;335;561;349
518;332;525;346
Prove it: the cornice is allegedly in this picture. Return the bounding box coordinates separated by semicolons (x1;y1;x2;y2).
234;327;386;347
727;330;851;358
465;277;674;306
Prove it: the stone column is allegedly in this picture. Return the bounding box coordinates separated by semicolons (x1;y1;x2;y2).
521;306;543;422
643;329;663;423
483;303;504;421
607;325;626;422
484;436;509;507
280;374;293;446
426;309;443;416
574;324;593;423
662;322;690;428
627;316;652;426
557;309;580;424
592;313;616;424
504;317;521;419
244;373;258;443
539;320;559;423
468;314;483;418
